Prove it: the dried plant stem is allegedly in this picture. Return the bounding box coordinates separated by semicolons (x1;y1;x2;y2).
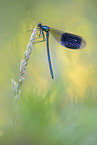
12;28;36;100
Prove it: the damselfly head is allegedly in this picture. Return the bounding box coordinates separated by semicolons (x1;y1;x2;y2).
37;23;42;27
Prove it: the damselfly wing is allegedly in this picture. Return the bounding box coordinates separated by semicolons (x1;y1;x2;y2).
50;28;86;49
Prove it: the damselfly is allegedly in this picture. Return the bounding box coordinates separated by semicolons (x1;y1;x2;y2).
29;23;86;79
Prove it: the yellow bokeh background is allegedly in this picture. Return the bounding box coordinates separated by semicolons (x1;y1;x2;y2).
0;0;97;123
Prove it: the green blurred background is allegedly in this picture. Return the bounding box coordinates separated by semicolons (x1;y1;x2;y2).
0;0;97;142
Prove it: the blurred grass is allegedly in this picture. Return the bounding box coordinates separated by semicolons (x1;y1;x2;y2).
1;85;97;145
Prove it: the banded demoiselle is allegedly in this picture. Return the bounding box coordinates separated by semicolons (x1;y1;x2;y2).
34;23;86;79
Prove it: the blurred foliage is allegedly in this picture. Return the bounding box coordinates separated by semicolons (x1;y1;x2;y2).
1;85;97;145
0;0;97;144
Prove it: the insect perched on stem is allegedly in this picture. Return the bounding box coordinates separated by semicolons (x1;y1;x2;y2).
28;23;86;79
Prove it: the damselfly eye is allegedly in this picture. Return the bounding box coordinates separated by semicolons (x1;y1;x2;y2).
38;23;42;27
